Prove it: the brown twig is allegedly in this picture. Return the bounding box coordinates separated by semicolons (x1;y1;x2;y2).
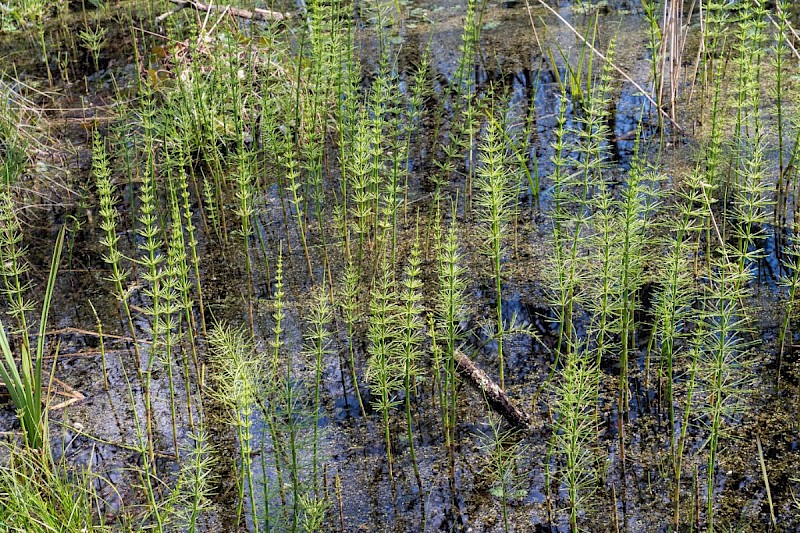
455;350;532;430
157;0;291;24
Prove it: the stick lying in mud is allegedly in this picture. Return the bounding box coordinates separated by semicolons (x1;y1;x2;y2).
455;350;532;430
157;0;291;24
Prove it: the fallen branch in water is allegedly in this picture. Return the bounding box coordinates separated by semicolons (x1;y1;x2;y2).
455;350;532;430
156;0;291;24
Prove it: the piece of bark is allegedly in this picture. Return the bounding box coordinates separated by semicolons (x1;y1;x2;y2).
157;0;291;23
454;349;532;430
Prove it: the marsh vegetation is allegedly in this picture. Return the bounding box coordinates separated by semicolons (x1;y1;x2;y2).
1;0;800;531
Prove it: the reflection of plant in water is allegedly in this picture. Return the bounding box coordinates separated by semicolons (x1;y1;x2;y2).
571;0;609;16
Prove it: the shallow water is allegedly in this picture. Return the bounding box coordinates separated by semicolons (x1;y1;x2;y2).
1;1;800;532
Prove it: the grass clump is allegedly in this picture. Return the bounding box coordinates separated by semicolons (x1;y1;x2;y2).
0;219;64;450
0;444;104;532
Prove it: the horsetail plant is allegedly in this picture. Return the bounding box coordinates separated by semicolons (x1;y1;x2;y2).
434;208;468;484
270;247;302;529
334;24;361;262
234;148;257;332
698;258;752;533
585;186;618;365
476;114;517;389
571;37;615;189
161;200;187;456
382;84;408;269
672;332;703;529
162;138;195;442
701;0;734;90
697;65;725;273
367;69;391;258
365;256;403;481
183;428;217;533
338;261;366;416
730;138;771;288
299;493;329;532
612;142;660;422
299;3;341;288
94;132;132;319
731;0;766;149
722;2;765;241
173;139;206;369
136;138;165;468
449;0;479;211
300;84;334;291
477;414;527;533
548;38;618;365
303;286;333;496
547;93;581;362
0;190;32;343
398;224;425;494
652;174;703;457
549;341;599;533
258;246;290;525
405;45;432;215
281;128;314;282
201;176;222;241
257;69;294;250
773;1;791;251
546;65;608;384
6;1;800;529
95;129;166;513
348;107;377;271
207;325;262;533
641;0;663;130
